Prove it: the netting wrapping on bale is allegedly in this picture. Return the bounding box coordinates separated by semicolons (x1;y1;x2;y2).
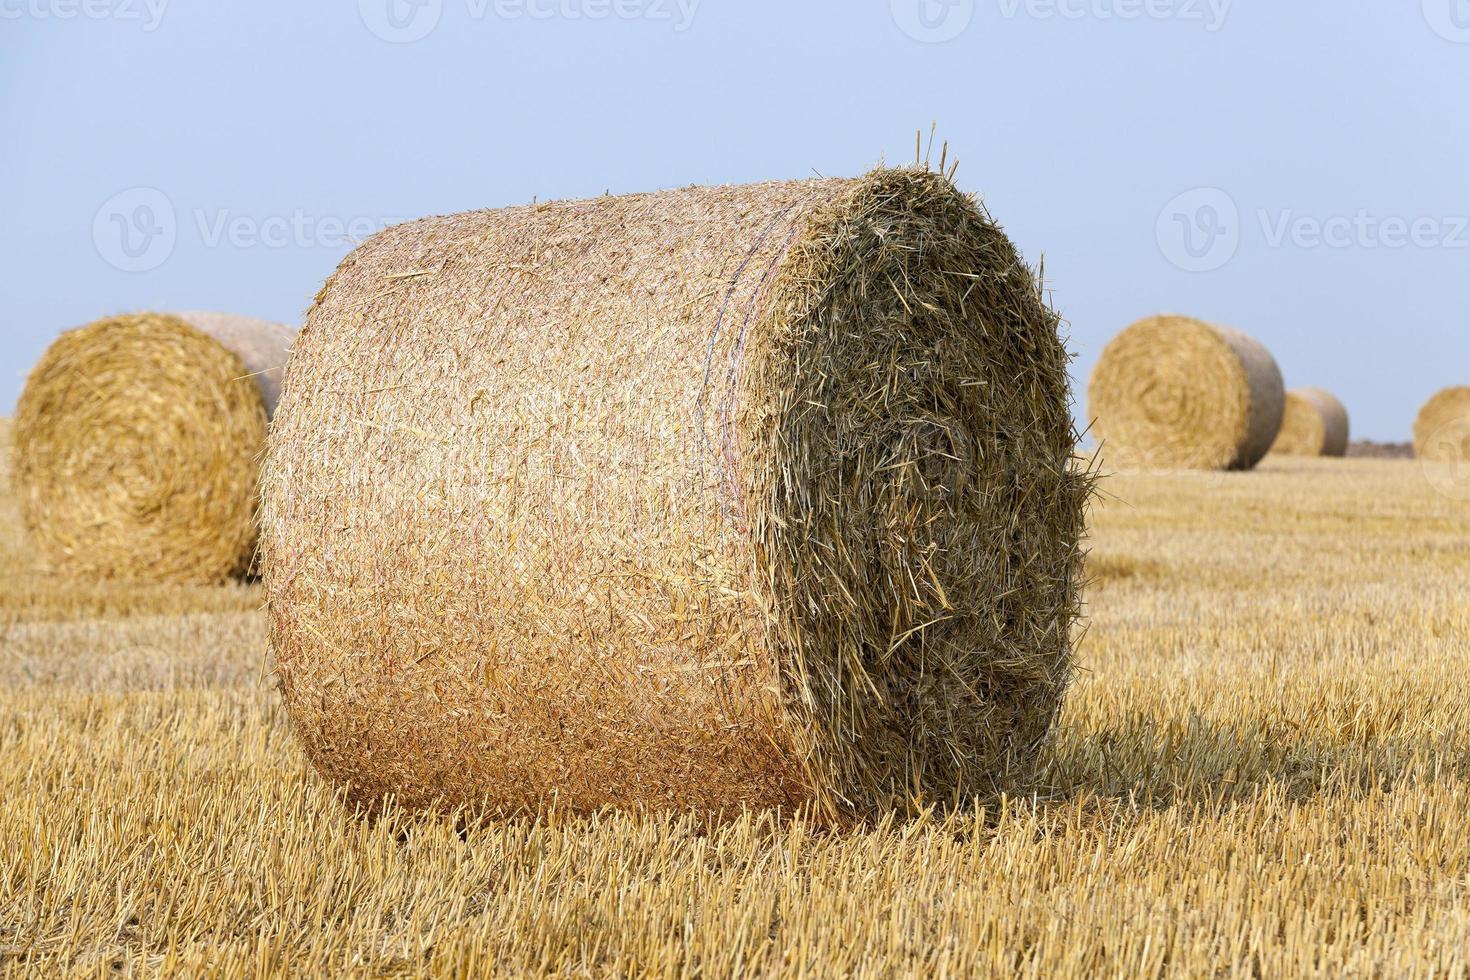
1414;387;1470;463
12;311;295;583
1087;314;1285;471
1270;387;1349;458
262;168;1090;824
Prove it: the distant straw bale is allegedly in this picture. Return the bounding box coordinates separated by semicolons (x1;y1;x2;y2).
1270;387;1349;458
1087;315;1284;471
1414;387;1470;463
12;312;294;583
262;168;1090;824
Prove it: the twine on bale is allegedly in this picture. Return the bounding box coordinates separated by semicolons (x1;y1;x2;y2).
1414;387;1470;463
12;312;294;583
261;167;1090;824
1270;387;1349;458
1087;314;1284;471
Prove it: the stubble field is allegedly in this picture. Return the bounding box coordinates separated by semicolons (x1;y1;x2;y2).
3;418;1468;977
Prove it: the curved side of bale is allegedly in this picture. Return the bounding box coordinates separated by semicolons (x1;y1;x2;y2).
1270;391;1327;457
12;312;294;583
1414;387;1470;463
174;311;296;416
261;168;1089;824
1273;387;1349;458
1086;315;1284;471
1212;326;1284;469
1308;389;1350;457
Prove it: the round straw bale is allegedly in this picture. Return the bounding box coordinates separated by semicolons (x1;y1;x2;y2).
1270;387;1349;458
12;311;294;583
1414;386;1470;463
1087;315;1285;470
262;168;1089;823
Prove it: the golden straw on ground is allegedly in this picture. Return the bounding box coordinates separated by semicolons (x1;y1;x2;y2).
1088;314;1284;471
1270;387;1349;458
1414;387;1470;463
12;311;294;583
262;167;1089;824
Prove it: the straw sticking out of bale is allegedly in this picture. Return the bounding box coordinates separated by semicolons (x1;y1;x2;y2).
12;312;294;583
1087;315;1285;471
262;168;1089;824
1270;387;1350;458
1414;387;1470;463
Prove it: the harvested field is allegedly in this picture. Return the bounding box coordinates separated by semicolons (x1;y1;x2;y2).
1348;440;1414;460
4;416;1469;975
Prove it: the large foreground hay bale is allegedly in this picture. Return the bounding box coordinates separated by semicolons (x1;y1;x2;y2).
13;311;294;583
262;168;1089;823
1087;315;1284;470
1270;387;1349;458
1414;387;1470;463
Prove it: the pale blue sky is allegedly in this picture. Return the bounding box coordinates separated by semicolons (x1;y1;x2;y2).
3;1;1467;439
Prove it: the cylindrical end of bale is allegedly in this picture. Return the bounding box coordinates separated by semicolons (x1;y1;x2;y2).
1414;386;1470;463
11;311;294;583
1087;315;1285;471
1270;387;1349;458
262;168;1089;824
